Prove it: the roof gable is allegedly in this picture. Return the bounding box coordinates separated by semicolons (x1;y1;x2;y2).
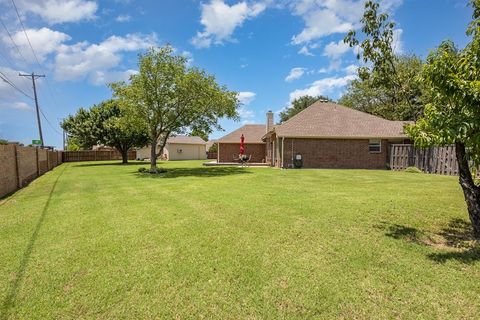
275;102;407;138
167;135;206;145
217;124;266;143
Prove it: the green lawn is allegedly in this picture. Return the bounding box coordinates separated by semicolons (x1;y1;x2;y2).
0;160;479;319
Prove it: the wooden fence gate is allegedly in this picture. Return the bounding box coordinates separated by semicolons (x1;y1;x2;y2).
390;144;459;176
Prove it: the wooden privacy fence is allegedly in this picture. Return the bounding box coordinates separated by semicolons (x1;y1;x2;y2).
62;150;136;162
0;145;63;198
390;144;458;176
206;152;217;159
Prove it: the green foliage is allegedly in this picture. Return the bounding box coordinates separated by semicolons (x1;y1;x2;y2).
110;46;239;169
65;137;81;151
0;139;8;145
405;166;422;173
406;3;480;167
62;100;149;162
208;143;218;153
279;95;331;123
189;129;208;142
343;0;424;121
339;56;424;120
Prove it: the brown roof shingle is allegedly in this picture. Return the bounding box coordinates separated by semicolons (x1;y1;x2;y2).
217;124;266;143
275;102;408;138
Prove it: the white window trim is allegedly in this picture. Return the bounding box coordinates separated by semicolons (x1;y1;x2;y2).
369;139;382;153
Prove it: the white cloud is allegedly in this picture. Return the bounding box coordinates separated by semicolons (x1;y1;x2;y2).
15;0;98;24
0;67;33;112
115;14;132;22
237;91;256;123
90;69;138;85
4;27;71;63
292;7;354;45
238;106;255;124
191;0;266;48
285;67;306;82
298;46;314;56
318;59;342;74
289;0;403;45
238;91;256;105
344;64;359;75
392;28;403;54
323;39;350;58
54;33;157;83
289;74;356;102
4;101;34;111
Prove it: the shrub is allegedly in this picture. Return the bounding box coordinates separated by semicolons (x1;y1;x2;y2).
138;167;148;173
405;166;422;173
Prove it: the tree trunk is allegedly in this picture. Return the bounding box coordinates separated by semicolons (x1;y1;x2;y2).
150;137;157;171
121;149;128;164
455;142;480;239
115;145;129;164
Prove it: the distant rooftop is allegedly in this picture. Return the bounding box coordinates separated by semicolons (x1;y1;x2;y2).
217;124;266;143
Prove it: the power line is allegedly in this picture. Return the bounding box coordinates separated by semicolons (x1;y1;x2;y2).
10;0;42;69
0;48;35;94
39;107;61;134
0;70;33;99
10;0;62;118
0;15;29;66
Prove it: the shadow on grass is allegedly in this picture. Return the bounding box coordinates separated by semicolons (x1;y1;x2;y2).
134;166;251;179
0;166;66;319
72;161;148;168
378;219;480;264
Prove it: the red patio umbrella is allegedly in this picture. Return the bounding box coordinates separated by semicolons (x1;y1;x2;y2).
240;134;245;155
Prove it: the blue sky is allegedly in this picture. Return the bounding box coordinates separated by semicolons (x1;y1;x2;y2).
0;0;472;149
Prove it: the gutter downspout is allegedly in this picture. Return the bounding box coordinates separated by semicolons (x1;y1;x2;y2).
281;137;285;169
272;140;275;167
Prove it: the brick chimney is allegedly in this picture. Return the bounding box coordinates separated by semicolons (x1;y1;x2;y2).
266;110;274;133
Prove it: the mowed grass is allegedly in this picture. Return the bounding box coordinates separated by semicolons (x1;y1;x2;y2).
0;160;479;319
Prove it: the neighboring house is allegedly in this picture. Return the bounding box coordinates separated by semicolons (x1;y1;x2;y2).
217;101;410;169
137;135;207;161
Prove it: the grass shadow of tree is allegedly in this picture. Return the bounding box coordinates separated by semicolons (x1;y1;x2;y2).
378;218;480;264
134;166;251;179
0;166;66;319
72;161;148;167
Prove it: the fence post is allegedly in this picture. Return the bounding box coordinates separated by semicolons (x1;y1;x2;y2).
13;145;20;188
35;147;39;177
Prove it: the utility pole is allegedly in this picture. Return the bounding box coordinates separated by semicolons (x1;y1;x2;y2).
20;73;45;148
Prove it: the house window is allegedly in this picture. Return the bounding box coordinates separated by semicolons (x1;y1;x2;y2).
369;139;381;153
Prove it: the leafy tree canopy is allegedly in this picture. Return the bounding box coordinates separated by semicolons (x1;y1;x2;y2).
406;0;480;238
111;46;239;171
61;100;149;163
343;0;424;121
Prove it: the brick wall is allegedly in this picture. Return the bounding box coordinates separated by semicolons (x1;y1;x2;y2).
0;145;18;198
281;138;389;169
218;143;266;163
0;146;63;198
16;147;38;187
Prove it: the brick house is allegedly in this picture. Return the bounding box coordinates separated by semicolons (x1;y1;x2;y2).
216;125;267;163
217;101;409;169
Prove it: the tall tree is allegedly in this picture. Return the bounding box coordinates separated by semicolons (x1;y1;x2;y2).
189;129;209;142
343;0;424;121
111;46;239;172
406;1;480;238
62;100;149;163
339;56;424;120
280;95;331;123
